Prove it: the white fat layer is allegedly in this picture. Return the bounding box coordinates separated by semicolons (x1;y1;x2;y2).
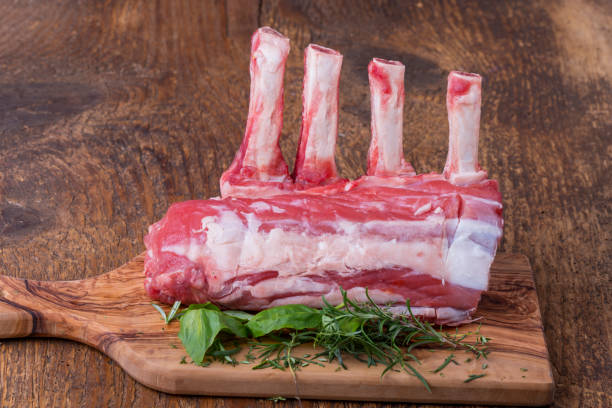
250;201;272;212
265;288;405;308
165;212;245;272
228;212;442;280
249;276;330;299
162;212;447;293
444;218;502;290
448;170;487;186
220;181;289;199
414;202;432;216
271;205;286;213
160;210;501;293
465;195;503;208
237;288;472;323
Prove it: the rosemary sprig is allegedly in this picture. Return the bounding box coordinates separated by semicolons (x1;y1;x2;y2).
152;300;182;324
167;300;182;322
433;354;458;373
464;373;487;383
157;287;491;392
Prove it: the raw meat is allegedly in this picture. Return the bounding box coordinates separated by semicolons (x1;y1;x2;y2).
144;27;503;325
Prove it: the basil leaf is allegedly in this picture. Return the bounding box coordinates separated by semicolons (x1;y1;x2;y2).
183;302;220;312
178;308;247;364
223;310;255;321
339;317;361;333
322;315;361;334
246;304;322;337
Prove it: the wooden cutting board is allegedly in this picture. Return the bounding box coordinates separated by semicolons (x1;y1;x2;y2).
0;253;553;405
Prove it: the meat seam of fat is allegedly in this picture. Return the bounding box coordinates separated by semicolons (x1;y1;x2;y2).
160;209;501;291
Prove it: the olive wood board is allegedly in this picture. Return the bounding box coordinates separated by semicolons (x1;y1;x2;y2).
0;252;554;405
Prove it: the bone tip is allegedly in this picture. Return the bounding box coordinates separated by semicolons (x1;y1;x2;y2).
307;43;343;60
257;26;288;40
371;57;404;68
449;70;481;80
369;58;405;84
253;26;290;50
448;71;481;98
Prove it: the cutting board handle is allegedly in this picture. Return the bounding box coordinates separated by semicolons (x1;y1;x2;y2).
0;275;83;339
0;276;35;338
0;254;150;344
0;264;147;343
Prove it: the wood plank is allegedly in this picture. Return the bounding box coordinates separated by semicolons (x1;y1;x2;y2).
0;253;554;405
0;1;610;407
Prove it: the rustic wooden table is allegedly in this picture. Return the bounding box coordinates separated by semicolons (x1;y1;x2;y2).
0;1;609;407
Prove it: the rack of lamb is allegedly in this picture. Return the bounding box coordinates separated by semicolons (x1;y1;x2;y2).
144;27;503;325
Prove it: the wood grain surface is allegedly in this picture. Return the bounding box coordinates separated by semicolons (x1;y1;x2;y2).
0;253;553;405
0;0;609;407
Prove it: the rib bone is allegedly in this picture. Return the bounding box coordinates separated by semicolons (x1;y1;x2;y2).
367;58;415;177
220;27;291;197
145;28;503;326
293;44;343;187
443;71;487;185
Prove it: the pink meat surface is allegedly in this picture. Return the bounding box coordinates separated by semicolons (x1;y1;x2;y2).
144;27;503;325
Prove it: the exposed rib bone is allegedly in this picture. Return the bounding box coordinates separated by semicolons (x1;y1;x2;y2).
443;71;487;185
367;58;415;177
293;44;343;187
146;27;503;326
220;27;291;197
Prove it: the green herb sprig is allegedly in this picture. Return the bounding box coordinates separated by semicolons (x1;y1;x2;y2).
433;354;458;373
153;288;490;391
152;300;182;324
464;373;487;383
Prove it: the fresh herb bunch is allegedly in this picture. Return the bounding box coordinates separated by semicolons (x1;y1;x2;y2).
152;288;490;390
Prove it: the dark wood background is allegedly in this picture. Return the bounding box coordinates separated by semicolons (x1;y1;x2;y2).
0;0;609;407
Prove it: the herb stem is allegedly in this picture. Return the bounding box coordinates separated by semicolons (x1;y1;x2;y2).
163;287;491;392
433;354;457;373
